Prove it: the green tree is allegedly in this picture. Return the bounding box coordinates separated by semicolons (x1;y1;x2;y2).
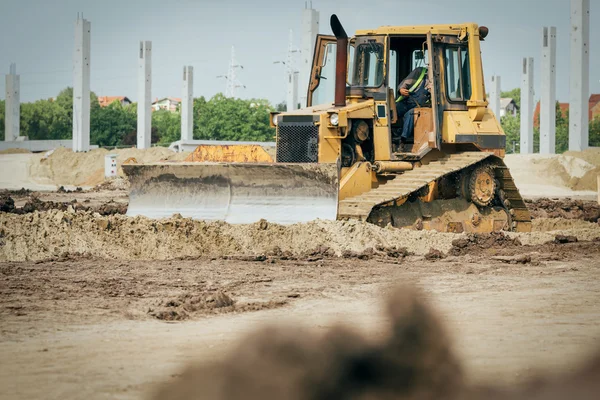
554;104;569;153
21;99;71;140
90;101;137;146
590;116;600;147
193;94;275;141
501;113;520;154
153;109;181;145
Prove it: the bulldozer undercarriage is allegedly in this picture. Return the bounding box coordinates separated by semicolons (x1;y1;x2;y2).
339;152;532;233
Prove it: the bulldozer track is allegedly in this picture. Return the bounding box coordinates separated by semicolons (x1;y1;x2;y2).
338;152;531;232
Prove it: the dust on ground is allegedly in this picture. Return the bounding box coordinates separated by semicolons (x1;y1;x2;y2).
28;147;190;187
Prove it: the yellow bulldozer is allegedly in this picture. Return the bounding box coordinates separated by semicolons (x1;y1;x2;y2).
124;15;531;233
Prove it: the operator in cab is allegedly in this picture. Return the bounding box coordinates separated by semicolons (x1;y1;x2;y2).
394;66;431;152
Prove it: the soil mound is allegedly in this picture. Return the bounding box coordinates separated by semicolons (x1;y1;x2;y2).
0;212;460;262
28;147;190;187
505;150;600;192
151;287;463;400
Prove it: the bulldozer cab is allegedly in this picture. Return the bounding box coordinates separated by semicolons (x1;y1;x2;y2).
307;29;481;157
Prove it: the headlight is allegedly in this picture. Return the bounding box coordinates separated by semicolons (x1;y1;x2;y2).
271;114;279;126
330;113;339;126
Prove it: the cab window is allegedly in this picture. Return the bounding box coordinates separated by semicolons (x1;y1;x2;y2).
351;42;384;87
445;46;471;102
311;43;337;105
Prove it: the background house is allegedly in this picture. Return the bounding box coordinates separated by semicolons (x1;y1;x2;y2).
533;94;600;128
152;97;181;112
500;98;518;117
97;96;131;107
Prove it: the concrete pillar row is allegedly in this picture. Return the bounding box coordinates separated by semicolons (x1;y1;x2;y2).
73;16;91;152
569;0;590;151
5;63;20;142
181;66;194;142
300;7;319;108
137;41;152;149
520;58;534;154
489;75;501;119
540;26;557;155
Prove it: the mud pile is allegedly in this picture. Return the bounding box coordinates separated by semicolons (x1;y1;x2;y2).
0;212;461;262
527;198;600;223
0;194;126;216
28;147;190;187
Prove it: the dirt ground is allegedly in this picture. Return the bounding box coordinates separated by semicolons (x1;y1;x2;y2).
1;212;600;399
1;187;600;399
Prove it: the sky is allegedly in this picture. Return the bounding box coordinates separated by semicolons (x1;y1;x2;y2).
0;0;599;105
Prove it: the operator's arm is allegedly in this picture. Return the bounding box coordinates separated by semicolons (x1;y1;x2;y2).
397;68;422;95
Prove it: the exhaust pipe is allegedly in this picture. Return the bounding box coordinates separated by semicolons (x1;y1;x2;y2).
330;14;348;107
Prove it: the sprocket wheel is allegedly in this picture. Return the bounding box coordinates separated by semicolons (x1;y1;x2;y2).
465;165;497;207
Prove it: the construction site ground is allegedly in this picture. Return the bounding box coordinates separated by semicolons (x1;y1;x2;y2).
1;148;600;400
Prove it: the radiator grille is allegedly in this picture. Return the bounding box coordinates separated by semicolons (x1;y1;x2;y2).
276;122;319;163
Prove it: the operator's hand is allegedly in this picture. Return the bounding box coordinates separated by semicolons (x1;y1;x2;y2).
400;88;410;97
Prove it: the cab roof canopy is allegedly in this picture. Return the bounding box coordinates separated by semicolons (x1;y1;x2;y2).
355;23;480;37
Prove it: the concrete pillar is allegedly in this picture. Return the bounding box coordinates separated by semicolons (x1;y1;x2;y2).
287;71;299;111
73;16;91;152
569;0;590;151
137;41;152;149
489;75;501;119
181;66;193;141
5;63;20;142
540;27;557;155
300;5;319;107
520;57;534;154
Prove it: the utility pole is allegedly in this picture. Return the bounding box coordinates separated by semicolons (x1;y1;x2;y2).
217;46;245;98
274;30;300;111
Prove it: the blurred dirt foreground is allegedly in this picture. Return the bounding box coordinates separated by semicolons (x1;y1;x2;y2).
151;287;600;400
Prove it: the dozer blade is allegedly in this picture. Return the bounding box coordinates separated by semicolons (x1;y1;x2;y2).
123;162;339;224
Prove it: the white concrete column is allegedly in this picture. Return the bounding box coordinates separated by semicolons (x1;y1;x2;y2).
489;75;501;119
73;16;91;152
137;41;152;149
540;27;557;155
520;57;534;154
181;66;193;141
5;63;20;142
569;0;590;151
300;5;319;107
287;71;299;111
